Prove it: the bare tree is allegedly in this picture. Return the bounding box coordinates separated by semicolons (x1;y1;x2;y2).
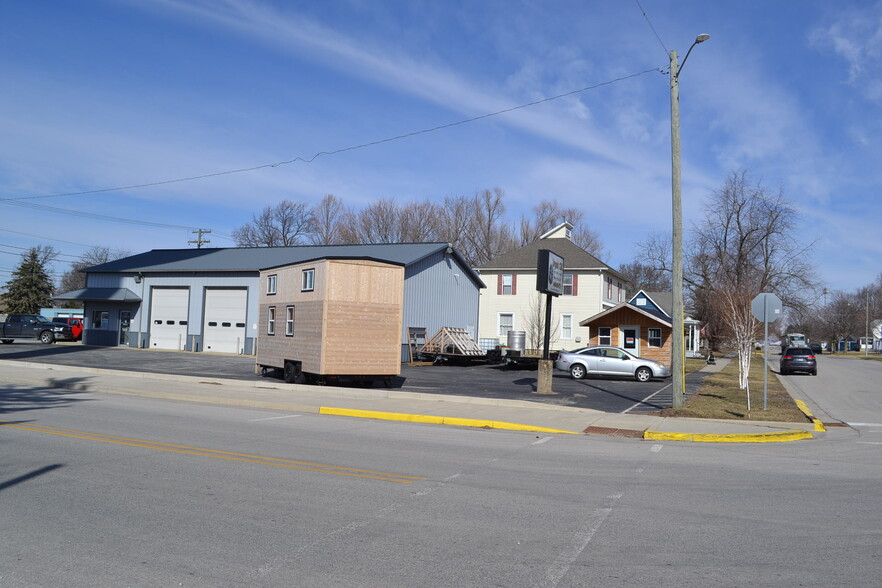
687;171;816;389
399;200;441;243
338;198;402;244
433;195;477;263
58;246;131;298
517;199;605;259
309;194;348;245
466;188;516;266
618;261;672;294
232;200;315;246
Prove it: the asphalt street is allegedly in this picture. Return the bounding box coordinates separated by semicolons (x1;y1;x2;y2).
0;341;706;413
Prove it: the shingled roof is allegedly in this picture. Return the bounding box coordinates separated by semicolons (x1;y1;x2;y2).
476;235;626;280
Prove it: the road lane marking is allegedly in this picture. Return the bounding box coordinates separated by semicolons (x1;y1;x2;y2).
650;444;663;452
541;492;623;587
0;421;425;484
848;423;882;428
248;414;303;422
532;437;552;445
623;383;671;414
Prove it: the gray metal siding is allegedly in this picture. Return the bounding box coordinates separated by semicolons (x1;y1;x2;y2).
403;251;480;345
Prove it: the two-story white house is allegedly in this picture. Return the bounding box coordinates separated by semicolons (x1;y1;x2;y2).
474;222;629;351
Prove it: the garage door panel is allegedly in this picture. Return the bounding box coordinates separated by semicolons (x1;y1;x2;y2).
203;289;247;354
150;288;189;350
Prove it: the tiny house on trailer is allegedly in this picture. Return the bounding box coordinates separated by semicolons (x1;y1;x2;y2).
256;257;404;385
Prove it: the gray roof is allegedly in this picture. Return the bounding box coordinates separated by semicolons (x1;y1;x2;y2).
476;238;626;280
84;243;485;288
55;288;142;302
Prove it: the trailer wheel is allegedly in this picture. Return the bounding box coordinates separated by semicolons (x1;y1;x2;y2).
283;361;300;384
1;339;13;344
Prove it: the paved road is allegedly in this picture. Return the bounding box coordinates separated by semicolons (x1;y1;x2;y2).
2;386;879;586
778;353;882;430
0;342;703;414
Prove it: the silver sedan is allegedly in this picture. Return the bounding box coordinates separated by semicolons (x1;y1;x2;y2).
554;346;672;382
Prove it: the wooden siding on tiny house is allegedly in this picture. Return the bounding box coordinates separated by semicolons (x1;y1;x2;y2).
257;259;404;376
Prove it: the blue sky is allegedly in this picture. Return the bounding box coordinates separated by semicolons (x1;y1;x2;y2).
2;0;881;297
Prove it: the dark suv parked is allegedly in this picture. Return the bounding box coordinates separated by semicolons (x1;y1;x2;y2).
779;346;817;376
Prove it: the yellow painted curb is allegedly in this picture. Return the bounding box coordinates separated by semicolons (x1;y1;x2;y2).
644;429;813;443
319;407;578;434
793;399;826;432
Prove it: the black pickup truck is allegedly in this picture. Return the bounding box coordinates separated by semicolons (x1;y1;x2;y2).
0;313;75;344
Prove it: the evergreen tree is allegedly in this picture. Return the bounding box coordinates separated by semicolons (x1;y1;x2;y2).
2;247;56;313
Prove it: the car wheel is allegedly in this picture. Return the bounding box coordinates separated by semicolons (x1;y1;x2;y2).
39;331;55;344
635;366;652;382
812;370;817;376
569;364;586;380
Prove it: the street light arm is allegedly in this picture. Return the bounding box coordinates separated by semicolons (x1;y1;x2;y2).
676;33;711;79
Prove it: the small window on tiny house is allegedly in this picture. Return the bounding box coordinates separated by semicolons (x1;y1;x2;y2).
267;274;277;295
286;306;294;337
267;307;276;335
301;268;315;292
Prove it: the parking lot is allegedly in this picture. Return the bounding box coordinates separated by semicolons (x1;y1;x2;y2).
0;342;706;414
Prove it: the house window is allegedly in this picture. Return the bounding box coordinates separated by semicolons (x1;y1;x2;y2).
285;306;294;337
648;328;662;348
301;268;315;292
498;313;514;337
563;274;574;296
598;327;612;346
267;307;276;335
617;282;624;302
267;274;277;295
561;314;573;339
501;274;513;295
607;277;612;298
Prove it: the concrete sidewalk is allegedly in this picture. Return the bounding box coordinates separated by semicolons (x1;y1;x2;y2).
0;358;821;443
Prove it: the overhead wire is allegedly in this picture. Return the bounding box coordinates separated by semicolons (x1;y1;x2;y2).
1;67;663;204
634;0;669;57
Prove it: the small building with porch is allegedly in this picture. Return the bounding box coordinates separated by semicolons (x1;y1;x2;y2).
578;290;701;364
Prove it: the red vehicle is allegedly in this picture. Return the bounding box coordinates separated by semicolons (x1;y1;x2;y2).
61;317;84;341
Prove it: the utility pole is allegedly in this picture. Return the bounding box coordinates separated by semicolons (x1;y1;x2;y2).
669;33;710;409
189;229;212;249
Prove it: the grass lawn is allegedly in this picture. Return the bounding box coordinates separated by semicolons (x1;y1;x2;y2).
660;352;808;422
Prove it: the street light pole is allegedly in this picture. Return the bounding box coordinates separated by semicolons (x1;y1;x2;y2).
670;33;709;409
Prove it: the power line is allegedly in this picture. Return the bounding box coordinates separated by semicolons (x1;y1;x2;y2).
2;68;662;203
634;0;669;56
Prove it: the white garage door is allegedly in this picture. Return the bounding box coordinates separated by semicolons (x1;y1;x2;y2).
149;288;190;350
203;288;247;354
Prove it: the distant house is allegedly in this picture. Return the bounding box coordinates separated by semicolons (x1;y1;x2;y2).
55;243;484;360
474;222;629;351
578;289;702;364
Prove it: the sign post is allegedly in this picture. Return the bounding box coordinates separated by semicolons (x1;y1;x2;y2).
535;250;563;395
751;292;782;411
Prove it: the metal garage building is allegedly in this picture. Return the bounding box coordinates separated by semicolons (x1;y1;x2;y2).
56;243;484;358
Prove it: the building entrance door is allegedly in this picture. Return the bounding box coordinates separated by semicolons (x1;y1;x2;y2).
119;311;131;346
